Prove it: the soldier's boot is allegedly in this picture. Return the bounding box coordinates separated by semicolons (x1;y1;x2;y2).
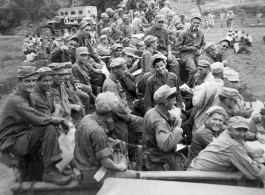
43;164;72;185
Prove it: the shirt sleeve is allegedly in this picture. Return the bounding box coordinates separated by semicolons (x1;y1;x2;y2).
175;32;190;52
199;130;214;148
142;52;152;73
229;145;265;180
174;76;183;108
192;85;206;107
144;78;153;112
90;130;113;160
16;99;52;126
154;120;180;152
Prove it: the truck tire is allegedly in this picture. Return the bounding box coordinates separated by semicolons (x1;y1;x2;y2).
70;26;78;35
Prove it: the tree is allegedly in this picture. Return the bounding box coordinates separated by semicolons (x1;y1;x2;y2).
195;0;205;15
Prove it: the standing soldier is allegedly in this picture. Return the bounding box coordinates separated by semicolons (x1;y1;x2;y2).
238;9;247;26
145;14;180;77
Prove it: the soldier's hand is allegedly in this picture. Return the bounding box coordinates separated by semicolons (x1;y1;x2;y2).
188;46;197;51
61;119;70;134
256;133;265;144
51;116;63;126
60;45;68;51
118;162;127;171
173;127;183;134
167;53;172;61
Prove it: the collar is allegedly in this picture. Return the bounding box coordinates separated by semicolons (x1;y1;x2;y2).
109;74;118;83
152;70;169;82
35;84;47;97
155;105;170;122
75;62;88;72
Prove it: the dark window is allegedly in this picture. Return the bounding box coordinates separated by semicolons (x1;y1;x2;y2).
61;12;64;16
79;10;83;14
71;11;75;15
65;12;68;15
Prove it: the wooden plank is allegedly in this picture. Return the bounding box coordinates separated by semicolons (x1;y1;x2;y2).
97;178;265;195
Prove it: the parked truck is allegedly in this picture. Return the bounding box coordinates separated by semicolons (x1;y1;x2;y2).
41;6;97;37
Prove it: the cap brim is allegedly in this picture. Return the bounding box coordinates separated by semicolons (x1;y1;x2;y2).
53;69;68;75
78;52;89;55
38;70;55;76
18;72;39;79
230;124;249;130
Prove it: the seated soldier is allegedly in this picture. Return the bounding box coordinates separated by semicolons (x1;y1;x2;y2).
97;35;111;56
188;116;265;181
64;62;91;114
141;35;157;74
186;106;227;166
217;87;265;143
223;69;240;89
132;11;143;34
121;37;137;49
32;67;59;116
102;58;143;160
48;63;82;122
200;42;219;64
50;35;78;64
74;92;136;187
216;39;230;65
187;60;213;88
108;44;123;69
192;62;224;133
144;54;182;112
0;66;71;185
63;65;86;124
143;85;183;171
72;47;104;95
123;47;140;74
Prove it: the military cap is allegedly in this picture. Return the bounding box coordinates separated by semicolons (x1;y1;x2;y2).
64;35;79;43
36;67;55;78
109;57;126;68
151;53;167;66
101;12;109;18
123;47;138;58
79;21;91;29
106;8;114;13
154;85;177;104
101;27;111;35
95;92;119;113
211;62;224;74
111;44;123;51
99;34;108;40
155;14;165;21
17;66;38;79
191;14;202;21
76;47;89;56
229;116;249;130
197;60;211;67
224;69;239;82
206;106;227;117
144;35;157;45
48;63;68;75
219;87;240;101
